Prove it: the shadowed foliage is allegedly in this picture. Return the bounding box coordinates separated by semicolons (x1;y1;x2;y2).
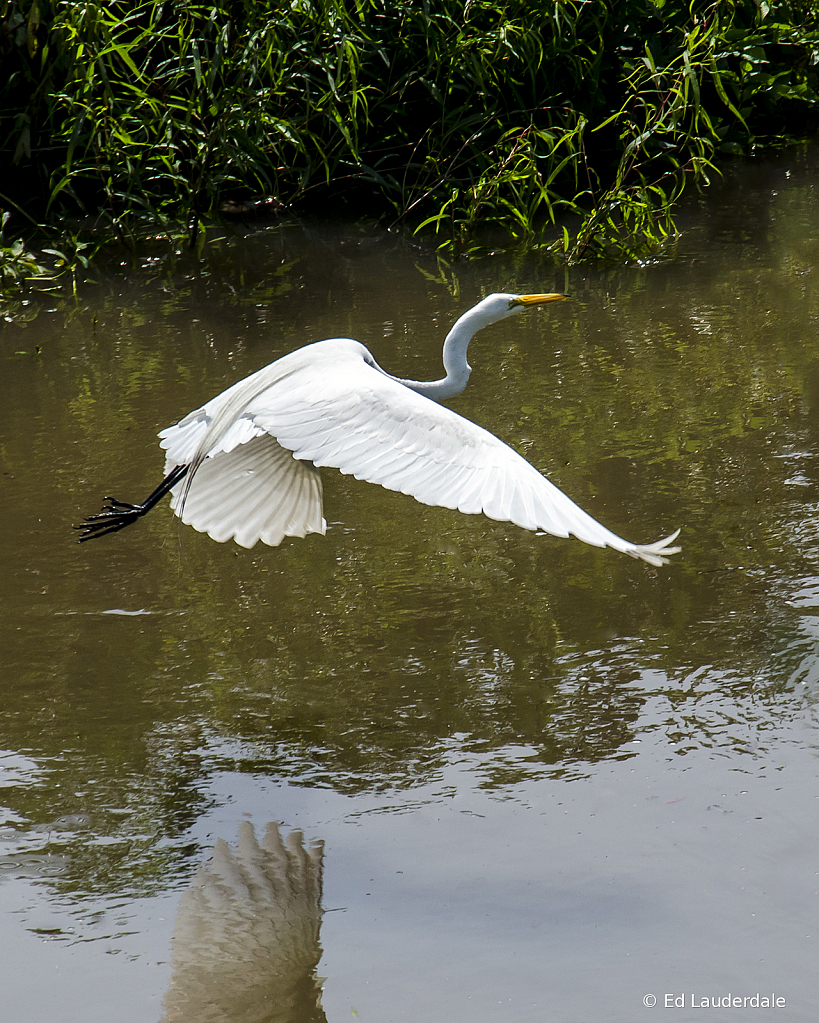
1;0;818;276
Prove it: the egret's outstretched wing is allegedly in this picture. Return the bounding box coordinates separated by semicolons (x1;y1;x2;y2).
159;363;324;548
159;338;680;564
165;434;325;548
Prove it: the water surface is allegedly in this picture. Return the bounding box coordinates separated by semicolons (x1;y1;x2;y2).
1;147;818;1022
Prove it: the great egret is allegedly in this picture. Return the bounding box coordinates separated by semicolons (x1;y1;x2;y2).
76;292;680;565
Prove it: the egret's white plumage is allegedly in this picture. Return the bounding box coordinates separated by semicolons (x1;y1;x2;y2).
79;292;681;564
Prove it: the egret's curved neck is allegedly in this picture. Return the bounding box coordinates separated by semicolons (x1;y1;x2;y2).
385;307;486;402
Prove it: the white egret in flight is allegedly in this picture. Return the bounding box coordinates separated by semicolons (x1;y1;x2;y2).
77;292;680;565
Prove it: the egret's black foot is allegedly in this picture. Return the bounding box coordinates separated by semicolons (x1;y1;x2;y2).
75;500;147;541
75;463;189;543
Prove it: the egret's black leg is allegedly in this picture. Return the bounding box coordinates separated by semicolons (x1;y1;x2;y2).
75;463;190;542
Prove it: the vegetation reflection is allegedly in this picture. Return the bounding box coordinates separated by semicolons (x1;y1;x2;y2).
1;154;818;900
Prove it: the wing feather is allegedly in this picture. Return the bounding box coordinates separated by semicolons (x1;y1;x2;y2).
166;433;325;548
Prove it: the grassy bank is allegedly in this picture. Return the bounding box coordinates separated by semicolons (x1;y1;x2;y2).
1;0;818;282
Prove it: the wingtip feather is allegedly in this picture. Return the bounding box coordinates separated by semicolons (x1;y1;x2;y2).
628;528;682;566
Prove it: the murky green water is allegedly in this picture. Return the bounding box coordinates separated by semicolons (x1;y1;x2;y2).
2;147;818;1022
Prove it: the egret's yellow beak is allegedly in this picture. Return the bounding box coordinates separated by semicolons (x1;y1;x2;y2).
511;293;568;307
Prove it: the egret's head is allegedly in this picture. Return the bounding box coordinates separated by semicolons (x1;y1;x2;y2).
466;292;568;329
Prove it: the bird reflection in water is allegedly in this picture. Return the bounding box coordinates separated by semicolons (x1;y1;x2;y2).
161;822;326;1023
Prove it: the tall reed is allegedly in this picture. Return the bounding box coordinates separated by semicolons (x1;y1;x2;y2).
1;0;817;268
